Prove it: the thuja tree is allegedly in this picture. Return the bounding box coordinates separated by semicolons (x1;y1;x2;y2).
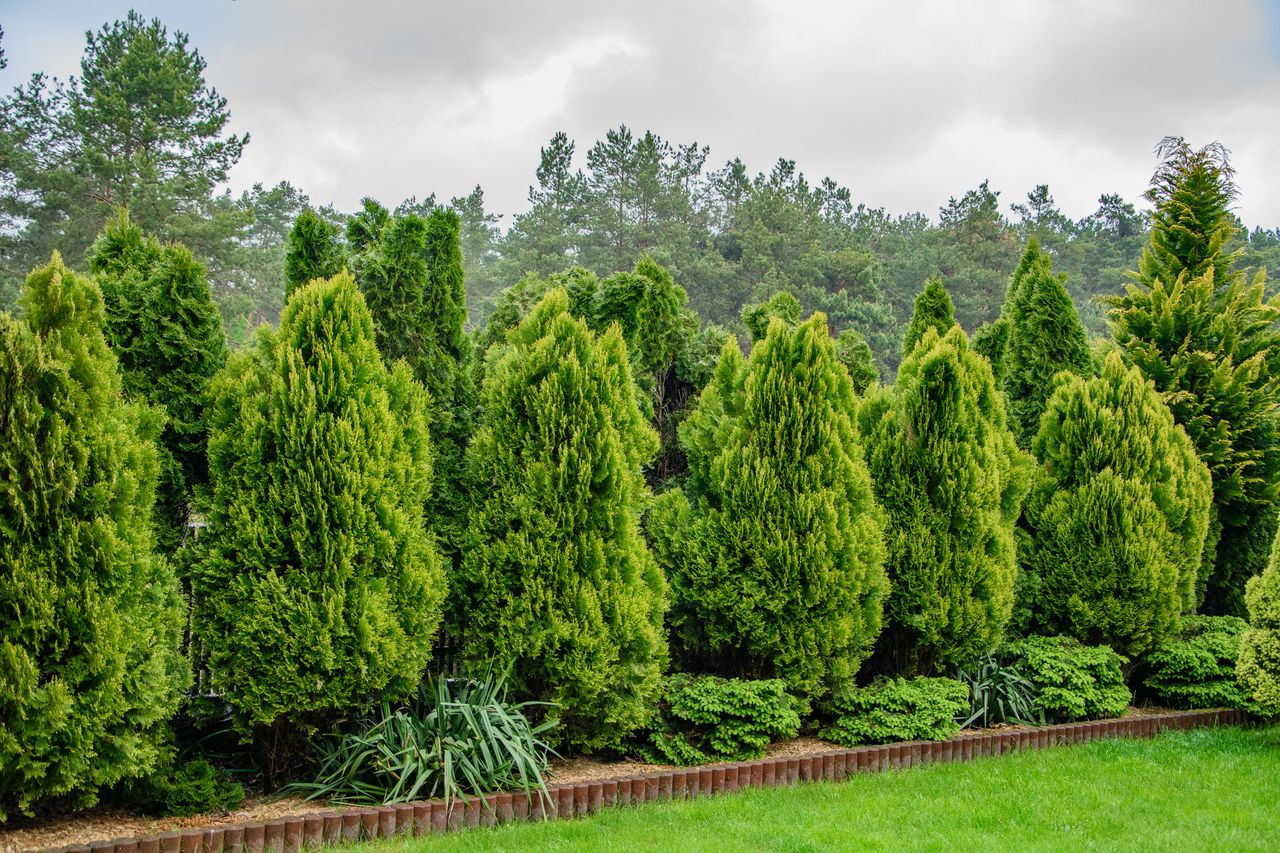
0;254;186;819
1238;532;1280;714
1023;353;1212;658
190;272;445;783
455;288;666;751
649;314;887;703
1001;242;1091;448
284;207;344;297
859;325;1031;675
900;274;955;357
86;211;227;549
1107;137;1280;614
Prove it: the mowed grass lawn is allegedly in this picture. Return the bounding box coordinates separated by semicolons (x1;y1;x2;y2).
350;726;1280;852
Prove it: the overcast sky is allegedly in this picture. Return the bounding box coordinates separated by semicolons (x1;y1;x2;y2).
4;0;1280;228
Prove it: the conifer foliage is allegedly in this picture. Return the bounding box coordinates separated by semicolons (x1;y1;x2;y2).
1238;531;1280;714
901;274;955;356
190;272;444;782
284;207;344;297
859;325;1031;675
650;314;887;702
455;288;666;751
0;255;186;819
1023;353;1212;657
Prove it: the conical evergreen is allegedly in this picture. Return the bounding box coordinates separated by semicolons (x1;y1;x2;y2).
1023;353;1212;657
456;288;666;751
1001;243;1091;448
901;274;955;356
0;254;185;819
86;211;228;549
284;207;344;297
1106;137;1280;614
741;290;802;344
650;314;887;703
859;325;1032;675
1238;530;1280;714
191;272;444;783
835;327;878;394
971;317;1011;382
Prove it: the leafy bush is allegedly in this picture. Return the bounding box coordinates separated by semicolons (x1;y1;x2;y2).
820;678;969;746
1239;542;1280;715
1003;636;1130;722
1143;616;1259;711
955;655;1044;728
629;675;802;765
137;758;245;817
294;674;556;806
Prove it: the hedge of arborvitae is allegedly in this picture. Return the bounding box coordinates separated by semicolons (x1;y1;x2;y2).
1239;531;1280;714
0;255;186;820
190;272;445;784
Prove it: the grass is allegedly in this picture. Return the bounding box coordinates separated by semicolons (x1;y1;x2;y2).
348;725;1280;852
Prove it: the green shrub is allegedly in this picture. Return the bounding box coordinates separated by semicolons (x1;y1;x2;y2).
630;675;802;765
137;758;244;817
293;674;556;807
900;274;955;355
284;207;344;297
1238;539;1280;715
820;678;969;746
0;254;187;821
955;655;1044;728
1143;616;1258;711
1003;636;1130;722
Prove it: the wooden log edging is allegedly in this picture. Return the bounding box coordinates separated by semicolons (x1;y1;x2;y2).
30;708;1244;853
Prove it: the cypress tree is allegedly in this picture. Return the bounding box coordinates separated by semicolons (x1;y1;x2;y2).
741;290;802;343
191;272;444;783
456;288;666;751
650;314;887;703
1001;243;1091;448
86;211;228;550
1238;531;1280;714
835;327;878;394
1106;137;1280;614
901;274;955;356
0;254;186;819
284;207;344;297
1024;353;1212;657
859;325;1032;674
971;317;1011;382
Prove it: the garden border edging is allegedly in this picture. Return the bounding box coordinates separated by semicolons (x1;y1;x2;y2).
28;708;1244;853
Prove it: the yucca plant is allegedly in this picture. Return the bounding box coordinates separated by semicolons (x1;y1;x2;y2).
291;672;557;809
955;655;1044;729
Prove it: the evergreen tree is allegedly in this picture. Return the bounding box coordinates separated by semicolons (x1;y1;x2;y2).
859;325;1031;674
86;211;228;549
283;207;344;296
1106;137;1280;614
191;272;444;784
0;254;186;819
1023;353;1212;657
1001;243;1091;448
741;290;803;343
456;288;666;751
1238;531;1280;714
650;315;887;703
901;274;955;356
836;327;878;394
971;317;1011;382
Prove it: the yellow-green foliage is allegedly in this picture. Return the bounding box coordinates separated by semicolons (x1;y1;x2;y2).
1025;353;1211;657
652;314;887;703
456;288;666;752
0;254;186;820
191;272;444;776
860;325;1032;675
1239;533;1280;715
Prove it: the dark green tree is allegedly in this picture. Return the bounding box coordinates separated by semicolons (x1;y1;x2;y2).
971;317;1011;382
455;289;666;751
901;275;955;356
0;254;186;819
650;314;887;703
836;327;879;394
1023;353;1212;657
191;271;444;784
284;207;344;297
1106;138;1280;614
859;325;1032;674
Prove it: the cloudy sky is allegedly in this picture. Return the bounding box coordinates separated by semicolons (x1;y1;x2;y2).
5;0;1280;227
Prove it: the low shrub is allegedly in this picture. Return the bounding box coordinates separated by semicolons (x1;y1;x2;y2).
955;655;1044;728
136;757;245;817
292;673;556;806
1142;616;1258;711
1003;636;1129;722
1239;556;1280;716
629;675;802;765
820;677;969;746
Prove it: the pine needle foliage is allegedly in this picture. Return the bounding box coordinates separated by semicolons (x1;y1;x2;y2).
901;274;955;357
0;254;186;819
859;325;1031;675
456;288;666;752
284;207;344;297
651;314;887;703
1106;137;1280;614
1023;353;1212;657
190;272;444;783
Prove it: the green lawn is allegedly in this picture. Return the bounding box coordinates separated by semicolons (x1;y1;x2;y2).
351;726;1280;852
